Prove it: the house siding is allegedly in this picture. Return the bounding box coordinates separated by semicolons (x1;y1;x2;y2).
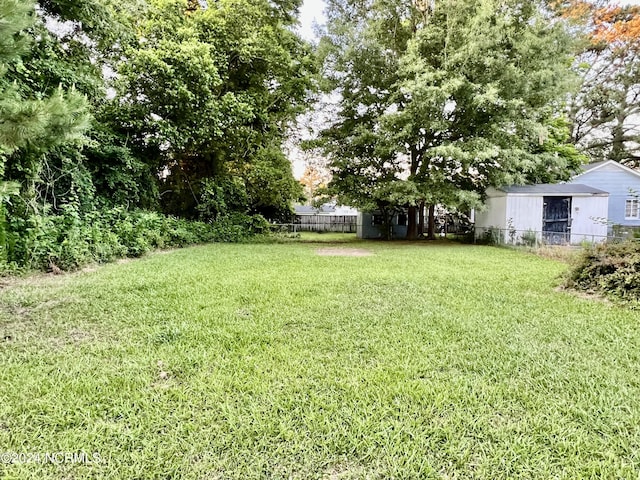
571;166;640;227
295;214;357;232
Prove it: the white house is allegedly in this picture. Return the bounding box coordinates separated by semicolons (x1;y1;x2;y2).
475;184;609;244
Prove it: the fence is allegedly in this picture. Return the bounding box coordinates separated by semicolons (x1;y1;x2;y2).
266;224;640;245
292;215;358;233
474;226;638;247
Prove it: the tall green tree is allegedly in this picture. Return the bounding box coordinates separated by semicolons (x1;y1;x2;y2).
318;0;583;239
314;0;415;238
2;0;149;212
0;0;90;158
0;1;92;196
561;1;640;167
114;0;313;220
0;0;92;261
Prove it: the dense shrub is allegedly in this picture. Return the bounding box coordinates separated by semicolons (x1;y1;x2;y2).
564;240;640;304
1;206;267;273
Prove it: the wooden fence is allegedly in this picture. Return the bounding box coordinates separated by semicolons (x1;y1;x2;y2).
294;215;358;233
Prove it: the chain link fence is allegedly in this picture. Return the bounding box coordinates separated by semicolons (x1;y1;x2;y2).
473;226;639;247
265;224;640;247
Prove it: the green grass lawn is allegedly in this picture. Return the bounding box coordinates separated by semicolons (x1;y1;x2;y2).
1;241;640;479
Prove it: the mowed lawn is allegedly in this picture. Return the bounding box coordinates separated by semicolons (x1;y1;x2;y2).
1;240;640;479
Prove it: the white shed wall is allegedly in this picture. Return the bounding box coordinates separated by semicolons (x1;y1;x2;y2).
506;196;543;234
570;196;609;243
476;195;507;229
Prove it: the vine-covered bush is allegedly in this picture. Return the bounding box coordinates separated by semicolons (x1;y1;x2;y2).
1;206;267;273
564;240;640;304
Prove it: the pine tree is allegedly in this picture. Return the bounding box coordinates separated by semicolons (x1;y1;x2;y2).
0;1;89;156
0;0;90;261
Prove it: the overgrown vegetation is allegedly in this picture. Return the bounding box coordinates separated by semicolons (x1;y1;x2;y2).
2;0;640;269
565;240;640;305
1;206;267;274
0;0;311;272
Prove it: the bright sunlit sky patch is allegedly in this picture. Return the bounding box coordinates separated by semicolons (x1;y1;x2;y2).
298;0;327;41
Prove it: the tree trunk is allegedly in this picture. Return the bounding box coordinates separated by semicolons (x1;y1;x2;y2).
612;111;626;163
427;204;436;240
418;200;425;237
406;205;418;240
381;207;392;240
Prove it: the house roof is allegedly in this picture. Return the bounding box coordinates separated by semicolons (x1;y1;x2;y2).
580;160;609;172
294;205;335;215
293;203;350;215
499;183;608;195
295;203;359;215
576;159;640;180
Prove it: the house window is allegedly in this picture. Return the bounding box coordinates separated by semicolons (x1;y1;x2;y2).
372;214;385;226
625;198;640;220
397;213;408;226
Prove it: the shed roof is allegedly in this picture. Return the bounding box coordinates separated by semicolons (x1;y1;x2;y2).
499;183;608;195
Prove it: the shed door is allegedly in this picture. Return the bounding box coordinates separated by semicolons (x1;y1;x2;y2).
543;196;571;244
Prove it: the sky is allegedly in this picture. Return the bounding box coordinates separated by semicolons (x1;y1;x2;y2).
289;2;328;179
298;0;327;41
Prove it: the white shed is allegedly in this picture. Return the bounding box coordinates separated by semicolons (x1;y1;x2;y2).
475;184;609;244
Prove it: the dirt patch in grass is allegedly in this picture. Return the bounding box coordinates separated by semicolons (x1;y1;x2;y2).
316;248;374;257
555;285;611;304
